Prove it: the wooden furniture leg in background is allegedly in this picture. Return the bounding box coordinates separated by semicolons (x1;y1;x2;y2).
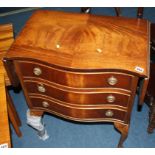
114;122;129;148
115;7;121;16
137;7;144;18
147;22;155;133
81;7;91;13
147;98;155;133
81;7;121;16
6;90;22;137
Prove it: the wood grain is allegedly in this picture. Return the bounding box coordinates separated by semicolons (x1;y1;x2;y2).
15;60;135;90
0;74;11;148
29;95;127;122
5;10;149;77
0;24;14;148
0;24;14;86
3;10;150;147
24;79;130;107
0;23;22;147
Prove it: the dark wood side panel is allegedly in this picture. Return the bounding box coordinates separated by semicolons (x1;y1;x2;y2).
138;77;149;106
3;59;19;87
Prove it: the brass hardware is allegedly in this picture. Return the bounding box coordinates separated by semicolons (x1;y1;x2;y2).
96;48;102;53
37;84;46;93
42;101;49;108
107;76;118;85
105;110;114;117
33;67;42;76
107;95;115;103
56;44;60;48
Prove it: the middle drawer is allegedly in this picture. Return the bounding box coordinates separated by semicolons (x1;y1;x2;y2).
24;80;130;107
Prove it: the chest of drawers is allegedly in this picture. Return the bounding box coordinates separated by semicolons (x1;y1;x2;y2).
3;10;150;147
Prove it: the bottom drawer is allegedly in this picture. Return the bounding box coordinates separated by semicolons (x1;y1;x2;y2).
29;96;127;122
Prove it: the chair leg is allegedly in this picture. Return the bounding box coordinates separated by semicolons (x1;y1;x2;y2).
81;7;91;14
147;99;155;133
115;7;121;16
6;89;22;137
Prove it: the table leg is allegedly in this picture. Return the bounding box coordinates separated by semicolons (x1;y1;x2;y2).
114;122;129;148
6;90;22;137
26;109;49;140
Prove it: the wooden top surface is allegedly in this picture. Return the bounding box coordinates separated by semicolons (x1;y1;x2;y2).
0;24;13;147
0;23;14;86
5;10;150;77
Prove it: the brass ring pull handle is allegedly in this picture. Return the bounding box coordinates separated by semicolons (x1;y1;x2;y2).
37;84;46;93
33;67;42;76
107;95;116;103
105;110;114;117
42;101;49;108
107;76;118;86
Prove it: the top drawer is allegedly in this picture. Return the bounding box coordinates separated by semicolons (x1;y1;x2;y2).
15;61;135;90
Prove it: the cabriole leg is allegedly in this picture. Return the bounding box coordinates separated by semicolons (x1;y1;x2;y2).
26;109;49;140
114;122;129;148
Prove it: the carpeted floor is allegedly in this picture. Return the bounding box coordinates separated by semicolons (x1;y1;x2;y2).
1;7;155;148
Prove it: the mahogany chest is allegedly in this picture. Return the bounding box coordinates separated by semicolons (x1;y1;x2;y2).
4;10;150;147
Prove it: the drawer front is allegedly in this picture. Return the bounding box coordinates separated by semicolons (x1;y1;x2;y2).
29;96;127;122
16;61;134;90
24;80;130;107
